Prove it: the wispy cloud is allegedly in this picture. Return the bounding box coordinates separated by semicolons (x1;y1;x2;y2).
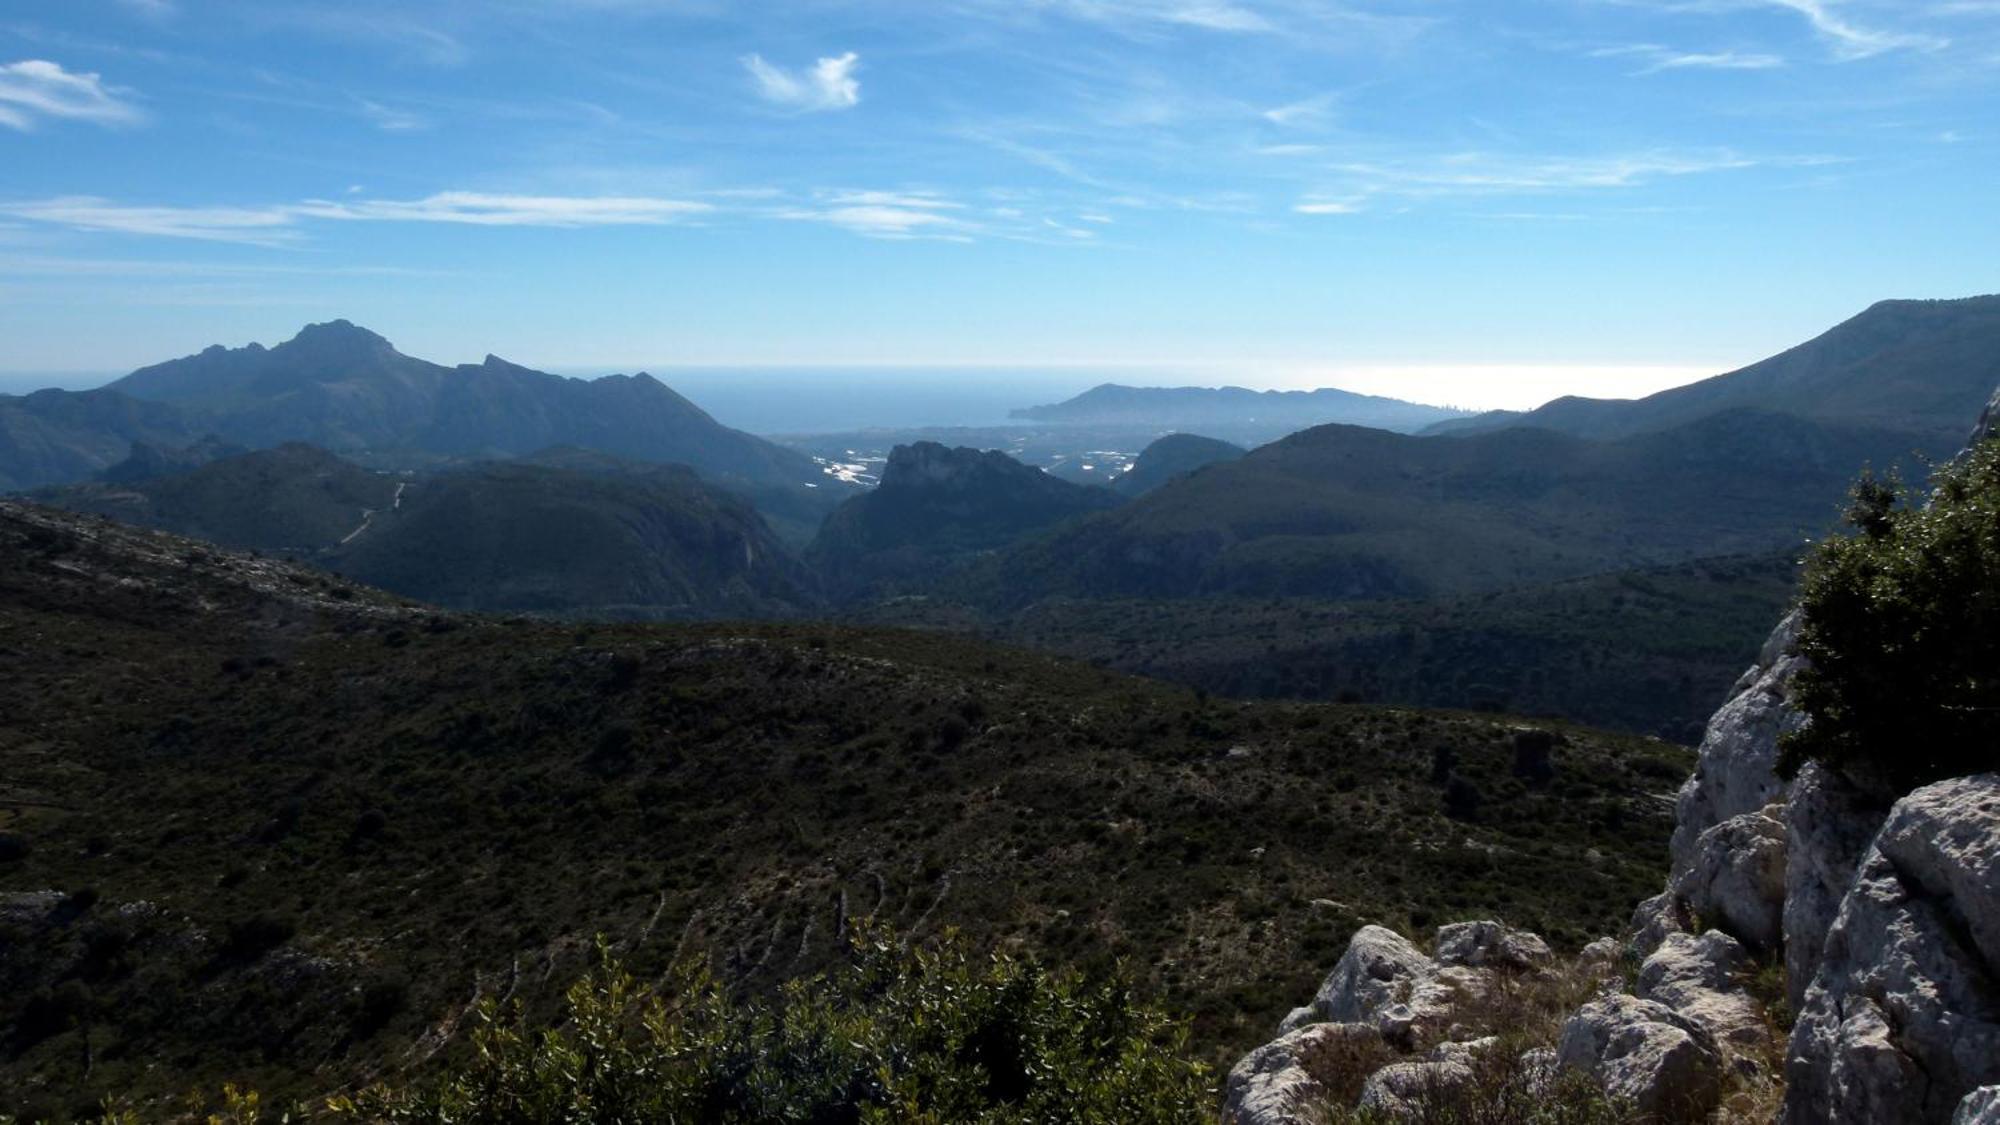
1030;0;1276;33
742;51;861;112
1327;149;1805;197
1754;0;1947;59
0;192;713;244
777;190;968;239
0;59;144;131
299;192;714;226
1262;91;1339;126
0;197;296;245
1294;198;1363;214
358;99;428;132
1592;43;1786;72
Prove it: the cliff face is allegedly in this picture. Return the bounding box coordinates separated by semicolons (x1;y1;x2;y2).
1224;385;2000;1124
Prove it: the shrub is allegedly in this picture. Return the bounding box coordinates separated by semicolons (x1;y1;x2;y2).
331;927;1211;1123
1778;441;2000;791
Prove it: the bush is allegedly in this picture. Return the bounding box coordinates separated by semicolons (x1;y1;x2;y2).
331;927;1211;1123
1779;441;2000;791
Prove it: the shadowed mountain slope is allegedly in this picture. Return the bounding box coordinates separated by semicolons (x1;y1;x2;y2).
32;442;398;552
808;441;1123;600
32;442;821;619
327;459;821;619
961;409;1898;606
0;388;201;491
107;321;825;485
1113;432;1247;497
1429;296;2000;451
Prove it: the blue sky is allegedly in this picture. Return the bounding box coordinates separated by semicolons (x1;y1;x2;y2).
1;0;1997;408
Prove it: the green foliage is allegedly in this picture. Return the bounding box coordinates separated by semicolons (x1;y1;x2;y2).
333;931;1209;1124
1779;440;2000;790
0;499;1687;1114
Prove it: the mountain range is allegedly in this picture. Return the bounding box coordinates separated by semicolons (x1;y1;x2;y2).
8;295;1999;740
1;321;854;539
1427;296;2000;452
1011;383;1471;441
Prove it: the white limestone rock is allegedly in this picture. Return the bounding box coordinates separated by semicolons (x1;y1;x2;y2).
1782;762;1886;1009
1579;937;1623;966
1635;930;1768;1057
1310;924;1435;1028
1670;806;1787;953
1357;1038;1496;1116
1956;1087;2000;1125
1629;891;1692;962
1974;385;1999;446
1557;993;1725;1122
1668;612;1805;881
1221;1021;1382;1125
1434;919;1553;971
1783;774;2000;1124
1377;965;1490;1049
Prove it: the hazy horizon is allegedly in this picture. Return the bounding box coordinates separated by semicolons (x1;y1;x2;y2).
0;350;1729;421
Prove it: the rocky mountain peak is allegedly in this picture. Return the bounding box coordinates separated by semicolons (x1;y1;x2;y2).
271;319;397;363
878;441;1008;490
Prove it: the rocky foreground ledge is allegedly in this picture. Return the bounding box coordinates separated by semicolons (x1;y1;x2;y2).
1226;386;2000;1124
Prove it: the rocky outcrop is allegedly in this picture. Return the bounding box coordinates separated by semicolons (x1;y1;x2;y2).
1435;919;1552;971
1671;806;1787;953
1221;1021;1384;1125
1782;774;2000;1124
1782;763;1886;1009
1668;611;1804;895
1635;931;1767;1058
1357;1038;1492;1115
1557;993;1726;1121
1958;1087;2000;1124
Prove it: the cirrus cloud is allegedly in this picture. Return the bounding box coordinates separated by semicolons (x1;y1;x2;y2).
742;51;861;112
0;59;144;131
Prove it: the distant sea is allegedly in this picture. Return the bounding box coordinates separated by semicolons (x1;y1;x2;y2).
0;367;1133;437
0;372;116;396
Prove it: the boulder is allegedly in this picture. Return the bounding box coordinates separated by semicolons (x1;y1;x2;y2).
1310;924;1434;1027
1957;1087;2000;1125
1579;937;1623;966
1377;965;1489;1048
1221;1021;1384;1125
1668;612;1804;880
1782;762;1886;1008
1670;806;1787;953
1629;891;1691;962
1783;775;2000;1124
1357;1037;1494;1116
1558;993;1725;1122
1434;919;1553;971
1634;931;1768;1056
